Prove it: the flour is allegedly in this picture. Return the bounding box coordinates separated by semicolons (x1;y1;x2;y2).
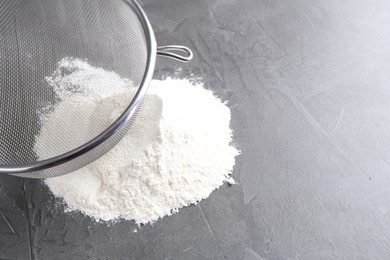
35;58;135;159
36;58;239;224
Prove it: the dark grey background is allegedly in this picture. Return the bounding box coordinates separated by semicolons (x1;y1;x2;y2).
2;0;390;259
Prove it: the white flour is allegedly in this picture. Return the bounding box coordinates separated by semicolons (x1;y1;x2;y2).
36;58;239;224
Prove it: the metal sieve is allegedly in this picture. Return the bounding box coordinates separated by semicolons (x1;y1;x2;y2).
0;0;193;178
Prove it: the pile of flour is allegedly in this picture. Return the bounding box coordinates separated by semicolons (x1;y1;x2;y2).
36;58;239;224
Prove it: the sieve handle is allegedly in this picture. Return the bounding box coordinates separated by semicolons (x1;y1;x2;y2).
157;45;193;62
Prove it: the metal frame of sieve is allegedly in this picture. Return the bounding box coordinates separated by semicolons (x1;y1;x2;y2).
0;0;193;178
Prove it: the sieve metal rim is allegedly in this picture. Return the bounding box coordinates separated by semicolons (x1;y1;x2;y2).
0;0;157;175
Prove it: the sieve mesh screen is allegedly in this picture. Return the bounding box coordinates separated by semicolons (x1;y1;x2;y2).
0;0;149;176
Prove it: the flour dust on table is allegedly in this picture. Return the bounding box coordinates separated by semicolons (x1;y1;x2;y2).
35;58;239;225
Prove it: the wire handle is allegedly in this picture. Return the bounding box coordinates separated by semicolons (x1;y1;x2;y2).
157;45;193;62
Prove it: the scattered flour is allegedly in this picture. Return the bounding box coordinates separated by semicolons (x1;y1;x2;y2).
36;58;239;224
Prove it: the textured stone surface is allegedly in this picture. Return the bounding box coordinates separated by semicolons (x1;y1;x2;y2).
2;0;390;259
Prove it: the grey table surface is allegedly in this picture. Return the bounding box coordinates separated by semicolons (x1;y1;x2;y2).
2;0;390;259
